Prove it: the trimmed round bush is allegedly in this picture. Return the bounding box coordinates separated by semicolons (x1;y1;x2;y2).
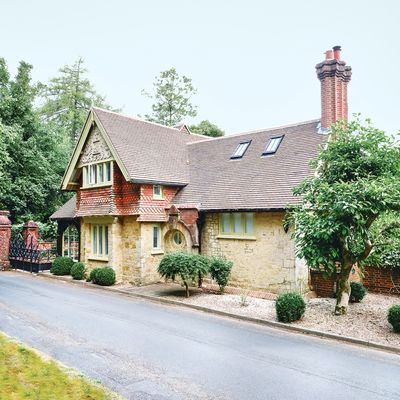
87;267;101;283
92;267;116;286
275;292;306;323
349;281;367;303
71;262;85;280
388;305;400;333
209;256;233;293
50;256;74;276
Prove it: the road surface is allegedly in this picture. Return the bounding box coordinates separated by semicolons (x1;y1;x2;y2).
0;272;399;400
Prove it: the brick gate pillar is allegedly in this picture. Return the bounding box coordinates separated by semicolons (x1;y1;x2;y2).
0;211;11;270
22;221;39;248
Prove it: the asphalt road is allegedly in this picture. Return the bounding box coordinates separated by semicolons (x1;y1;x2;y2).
0;272;399;400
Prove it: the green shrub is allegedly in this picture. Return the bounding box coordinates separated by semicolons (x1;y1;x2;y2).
209;256;233;293
275;292;306;323
158;252;210;297
90;267;116;286
50;257;74;276
349;281;367;303
71;262;85;280
388;305;400;333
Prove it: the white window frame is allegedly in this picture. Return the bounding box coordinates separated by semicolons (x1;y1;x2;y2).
91;224;109;259
82;161;113;188
153;185;164;200
152;225;162;250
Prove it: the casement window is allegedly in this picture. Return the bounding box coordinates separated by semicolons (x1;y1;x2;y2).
219;213;254;237
153;225;162;249
262;136;283;155
92;224;109;258
153;185;164;199
62;225;79;261
231;140;251;159
82;161;113;188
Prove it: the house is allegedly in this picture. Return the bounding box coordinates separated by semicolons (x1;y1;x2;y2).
51;46;352;293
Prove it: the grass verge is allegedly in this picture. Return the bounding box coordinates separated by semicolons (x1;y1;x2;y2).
0;332;121;399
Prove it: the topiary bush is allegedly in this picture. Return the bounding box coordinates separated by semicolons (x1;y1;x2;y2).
90;267;116;286
209;256;233;293
71;262;85;280
275;292;306;323
349;281;367;303
158;252;210;297
388;305;400;333
50;257;74;276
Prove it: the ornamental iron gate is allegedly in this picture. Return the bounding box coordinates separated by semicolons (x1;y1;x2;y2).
9;235;56;273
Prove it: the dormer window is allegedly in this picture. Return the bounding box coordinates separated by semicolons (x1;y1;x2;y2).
153;185;164;199
231;140;251;159
82;161;113;188
262;136;283;155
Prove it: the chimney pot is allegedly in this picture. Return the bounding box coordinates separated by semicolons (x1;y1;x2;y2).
333;45;341;60
325;50;334;60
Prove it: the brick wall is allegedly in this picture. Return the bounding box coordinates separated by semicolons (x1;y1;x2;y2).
0;211;11;270
310;270;338;298
363;266;400;294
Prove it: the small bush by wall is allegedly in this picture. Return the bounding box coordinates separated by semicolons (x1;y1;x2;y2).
88;267;116;286
50;257;74;276
275;292;306;323
349;281;367;303
71;262;85;280
209;256;233;293
388;305;400;333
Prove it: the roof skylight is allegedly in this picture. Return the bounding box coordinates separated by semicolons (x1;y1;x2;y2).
263;136;283;155
231;140;251;159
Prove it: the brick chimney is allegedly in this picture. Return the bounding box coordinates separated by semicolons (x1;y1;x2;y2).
316;46;352;131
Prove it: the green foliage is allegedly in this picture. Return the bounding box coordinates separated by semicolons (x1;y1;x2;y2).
288;118;400;280
37;221;58;241
142;68;197;126
71;262;85;280
87;267;101;283
89;267;116;286
349;281;367;303
275;292;306;323
189;120;225;137
209;256;233;293
50;256;74;276
388;305;400;333
0;58;72;222
39;58;114;146
158;252;209;297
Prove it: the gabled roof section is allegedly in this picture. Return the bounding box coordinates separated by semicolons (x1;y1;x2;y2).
50;195;76;220
61;108;208;190
173;120;326;210
93;108;207;185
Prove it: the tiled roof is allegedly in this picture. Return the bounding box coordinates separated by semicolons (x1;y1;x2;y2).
93;108;207;185
173;120;326;210
50;196;76;220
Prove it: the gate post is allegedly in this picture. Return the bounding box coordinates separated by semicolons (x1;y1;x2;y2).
0;211;11;270
22;221;39;248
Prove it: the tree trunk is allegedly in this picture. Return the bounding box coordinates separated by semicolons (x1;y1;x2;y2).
184;281;190;298
335;265;352;315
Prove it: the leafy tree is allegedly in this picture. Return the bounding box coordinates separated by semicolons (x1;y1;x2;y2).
288;117;400;315
0;59;71;222
39;57;112;146
142;67;197;126
190;120;224;137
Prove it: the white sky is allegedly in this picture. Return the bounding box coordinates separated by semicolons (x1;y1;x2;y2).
2;0;399;135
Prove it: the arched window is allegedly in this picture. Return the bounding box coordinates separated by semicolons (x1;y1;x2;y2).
63;225;79;261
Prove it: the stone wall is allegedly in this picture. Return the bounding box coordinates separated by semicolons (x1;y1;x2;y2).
201;212;307;293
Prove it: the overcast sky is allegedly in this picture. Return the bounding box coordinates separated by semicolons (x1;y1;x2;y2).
2;0;399;135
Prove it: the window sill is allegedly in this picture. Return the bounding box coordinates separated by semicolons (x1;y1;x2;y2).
216;235;257;241
151;250;164;255
88;256;109;262
81;183;112;190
